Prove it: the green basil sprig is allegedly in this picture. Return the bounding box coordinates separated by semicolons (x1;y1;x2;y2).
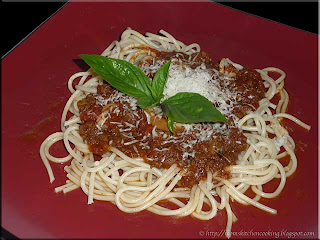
161;92;227;123
150;60;171;102
80;54;227;133
79;54;167;109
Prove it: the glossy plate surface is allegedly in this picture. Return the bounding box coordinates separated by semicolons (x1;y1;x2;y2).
2;2;318;239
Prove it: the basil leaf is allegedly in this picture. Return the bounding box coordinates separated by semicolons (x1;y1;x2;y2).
167;118;174;134
161;92;227;123
80;54;154;101
137;97;160;109
151;60;171;101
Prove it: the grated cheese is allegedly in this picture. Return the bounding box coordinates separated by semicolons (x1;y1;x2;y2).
273;135;288;151
152;126;158;138
162;63;238;119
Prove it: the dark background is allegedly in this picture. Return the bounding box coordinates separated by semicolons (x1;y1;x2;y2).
1;1;318;239
1;2;319;58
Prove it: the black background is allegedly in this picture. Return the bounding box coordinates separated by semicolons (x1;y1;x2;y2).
1;1;319;58
1;1;318;239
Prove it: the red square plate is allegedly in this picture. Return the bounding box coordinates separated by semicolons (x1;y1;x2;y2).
2;2;318;239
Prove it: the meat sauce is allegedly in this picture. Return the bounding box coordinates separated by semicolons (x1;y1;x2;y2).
77;51;266;187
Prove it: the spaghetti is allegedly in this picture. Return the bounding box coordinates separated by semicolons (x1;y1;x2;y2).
40;28;310;238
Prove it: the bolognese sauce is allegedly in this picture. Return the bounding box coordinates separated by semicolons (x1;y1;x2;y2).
78;50;266;187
